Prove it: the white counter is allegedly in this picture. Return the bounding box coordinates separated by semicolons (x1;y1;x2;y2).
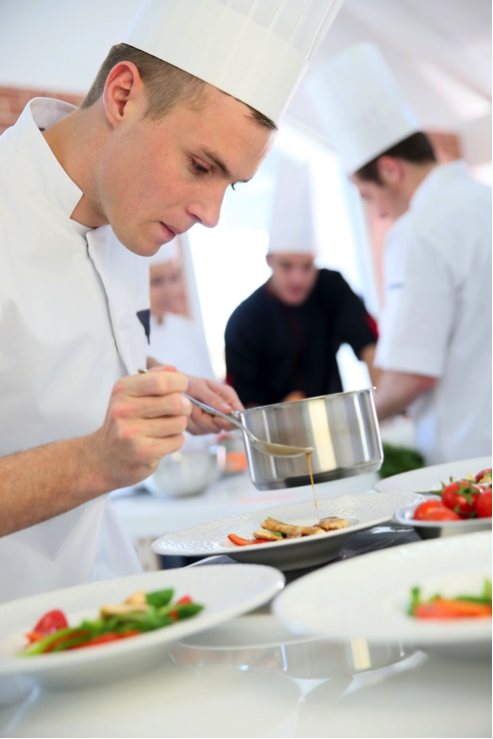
1;624;490;738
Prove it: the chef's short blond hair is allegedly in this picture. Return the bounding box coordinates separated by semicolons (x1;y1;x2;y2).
82;43;276;131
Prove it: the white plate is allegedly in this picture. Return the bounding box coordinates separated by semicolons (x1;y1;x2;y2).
273;531;492;651
0;564;284;689
151;491;425;571
373;455;492;494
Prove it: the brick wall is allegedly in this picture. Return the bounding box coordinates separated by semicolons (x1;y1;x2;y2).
0;85;84;135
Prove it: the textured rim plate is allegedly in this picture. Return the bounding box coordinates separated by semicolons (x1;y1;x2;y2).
0;565;284;689
151;492;425;571
273;531;492;646
373;456;492;494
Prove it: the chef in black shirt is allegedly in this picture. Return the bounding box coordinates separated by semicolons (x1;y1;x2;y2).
225;161;379;408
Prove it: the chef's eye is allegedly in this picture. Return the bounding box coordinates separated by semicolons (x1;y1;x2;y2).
191;159;209;175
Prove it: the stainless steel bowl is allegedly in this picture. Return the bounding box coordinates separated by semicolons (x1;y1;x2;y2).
395;501;493;539
149;448;220;498
236;388;382;490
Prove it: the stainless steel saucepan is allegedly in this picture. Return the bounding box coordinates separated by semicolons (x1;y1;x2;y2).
138;370;382;490
195;387;383;490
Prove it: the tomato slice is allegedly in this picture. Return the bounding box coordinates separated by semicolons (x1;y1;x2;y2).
228;534;268;546
176;595;193;606
67;631;140;649
32;609;69;636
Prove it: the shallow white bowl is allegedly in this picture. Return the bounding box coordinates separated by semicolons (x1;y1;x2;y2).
151;491;425;571
273;531;492;654
0;564;284;689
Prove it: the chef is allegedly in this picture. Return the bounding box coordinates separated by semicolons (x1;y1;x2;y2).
0;0;343;602
148;242;215;381
309;42;492;464
225;158;379;407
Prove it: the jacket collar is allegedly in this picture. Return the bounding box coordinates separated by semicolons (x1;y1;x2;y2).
7;97;89;234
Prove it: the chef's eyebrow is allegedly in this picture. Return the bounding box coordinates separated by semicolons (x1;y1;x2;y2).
200;148;251;184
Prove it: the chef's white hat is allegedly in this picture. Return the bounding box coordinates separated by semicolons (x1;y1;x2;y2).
124;0;344;123
149;240;180;265
268;158;317;255
308;42;420;173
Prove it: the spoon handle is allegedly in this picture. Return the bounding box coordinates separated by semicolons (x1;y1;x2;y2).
138;369;248;435
182;393;251;437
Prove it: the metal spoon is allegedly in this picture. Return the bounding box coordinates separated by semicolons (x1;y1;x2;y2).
138;369;313;458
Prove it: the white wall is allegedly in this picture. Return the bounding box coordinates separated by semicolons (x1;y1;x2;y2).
0;0;140;93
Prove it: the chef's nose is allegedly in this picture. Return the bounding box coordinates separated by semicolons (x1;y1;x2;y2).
188;192;224;229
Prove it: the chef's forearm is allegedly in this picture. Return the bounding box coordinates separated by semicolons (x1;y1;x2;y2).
374;370;437;421
0;435;110;538
359;344;381;388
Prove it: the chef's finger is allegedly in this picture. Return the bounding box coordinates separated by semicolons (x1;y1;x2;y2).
214;383;244;412
188;384;234;415
110;392;192;420
186;409;224;435
139;415;190;438
118;370;189;397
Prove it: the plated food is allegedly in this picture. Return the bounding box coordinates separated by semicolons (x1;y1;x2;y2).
408;579;492;619
273;531;492;654
413;467;492;522
395;466;492;539
20;588;203;656
0;564;284;688
151;492;425;571
227;515;349;547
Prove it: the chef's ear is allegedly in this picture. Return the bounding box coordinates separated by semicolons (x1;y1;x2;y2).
376;156;403;187
102;61;145;129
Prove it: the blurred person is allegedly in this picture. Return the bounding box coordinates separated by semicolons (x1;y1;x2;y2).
148;241;214;380
148;240;217;453
309;42;492;464
225;160;379;407
0;0;342;601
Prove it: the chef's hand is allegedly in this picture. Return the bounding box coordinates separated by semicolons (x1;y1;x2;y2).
88;368;191;489
185;375;244;434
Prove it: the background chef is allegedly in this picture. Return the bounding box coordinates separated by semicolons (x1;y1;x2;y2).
148;242;215;381
225;159;379;408
0;0;342;602
310;42;492;464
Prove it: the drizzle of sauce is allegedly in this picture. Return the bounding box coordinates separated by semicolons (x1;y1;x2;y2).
306;451;317;509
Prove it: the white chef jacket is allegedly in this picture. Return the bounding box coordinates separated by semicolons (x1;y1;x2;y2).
0;98;150;602
375;161;492;464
